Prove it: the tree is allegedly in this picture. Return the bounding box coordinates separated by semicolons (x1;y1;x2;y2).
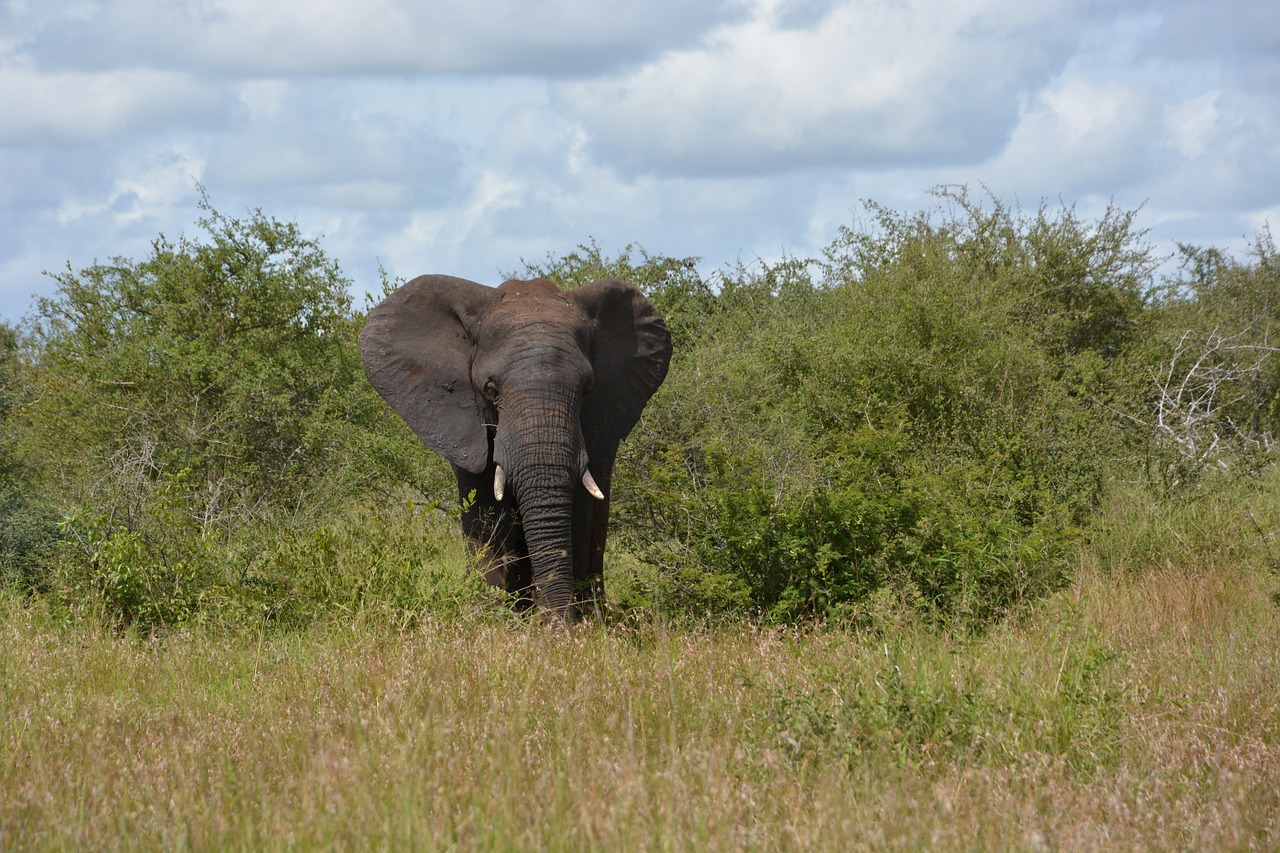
532;190;1162;626
1138;227;1280;485
0;322;58;587
21;193;435;528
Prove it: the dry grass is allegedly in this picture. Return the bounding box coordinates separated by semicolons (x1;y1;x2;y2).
2;554;1278;850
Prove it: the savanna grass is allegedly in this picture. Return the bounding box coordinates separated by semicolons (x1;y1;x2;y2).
3;542;1277;850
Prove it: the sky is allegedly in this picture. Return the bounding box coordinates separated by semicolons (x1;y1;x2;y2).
2;0;1278;321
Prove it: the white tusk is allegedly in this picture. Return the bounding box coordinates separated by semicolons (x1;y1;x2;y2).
494;464;506;502
582;469;605;500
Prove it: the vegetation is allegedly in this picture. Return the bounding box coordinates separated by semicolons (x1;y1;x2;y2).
1;186;1278;846
6;195;456;629
2;491;1277;847
2;186;1278;629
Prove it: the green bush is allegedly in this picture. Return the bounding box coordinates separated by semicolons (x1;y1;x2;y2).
1136;228;1280;489
11;189;1279;631
21;192;443;524
264;496;487;625
48;472;485;632
0;323;60;589
12;195;455;624
49;470;235;630
544;188;1158;627
763;624;1124;773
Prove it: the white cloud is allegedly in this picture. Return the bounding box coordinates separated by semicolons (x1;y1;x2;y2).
199;79;465;207
1149;0;1280;76
557;0;1103;176
55;145;206;226
1165;91;1219;160
0;68;225;145
985;75;1162;196
238;80;290;122
18;0;741;77
383;170;528;276
2;0;1279;325
1150;90;1280;209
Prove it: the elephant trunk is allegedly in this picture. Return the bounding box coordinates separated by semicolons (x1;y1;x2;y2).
513;476;577;619
496;392;587;621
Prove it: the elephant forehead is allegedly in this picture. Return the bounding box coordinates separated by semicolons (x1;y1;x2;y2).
485;291;586;338
496;277;560;298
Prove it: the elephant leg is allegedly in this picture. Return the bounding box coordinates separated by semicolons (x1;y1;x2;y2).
571;489;610;620
454;465;534;608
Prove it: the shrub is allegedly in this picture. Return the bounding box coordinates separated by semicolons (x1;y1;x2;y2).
0;323;60;589
539;189;1159;627
12;194;457;622
47;473;484;632
21;192;443;523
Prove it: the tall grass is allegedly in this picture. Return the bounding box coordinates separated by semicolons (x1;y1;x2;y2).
3;511;1278;850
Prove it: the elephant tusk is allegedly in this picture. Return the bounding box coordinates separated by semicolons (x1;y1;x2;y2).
582;469;605;501
494;464;506;502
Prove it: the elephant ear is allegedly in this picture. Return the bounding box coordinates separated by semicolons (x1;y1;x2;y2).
359;275;500;474
570;279;673;446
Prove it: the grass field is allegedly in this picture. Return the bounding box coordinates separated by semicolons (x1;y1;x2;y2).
3;541;1278;851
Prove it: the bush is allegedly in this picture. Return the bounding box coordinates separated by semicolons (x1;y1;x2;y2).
0;323;60;589
264;496;487;626
47;471;484;632
1135;228;1280;489
12;190;1279;631
10;194;458;623
21;191;443;522
538;188;1159;627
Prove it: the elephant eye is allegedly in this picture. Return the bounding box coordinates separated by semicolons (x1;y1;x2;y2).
483;380;500;402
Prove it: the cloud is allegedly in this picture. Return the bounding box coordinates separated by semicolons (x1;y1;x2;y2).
383;169;529;276
15;0;742;78
55;145;207;227
202;80;463;208
972;3;1280;211
984;75;1163;197
556;0;1107;176
0;68;226;145
2;0;1278;326
1151;90;1280;210
0;142;212;319
1149;0;1280;77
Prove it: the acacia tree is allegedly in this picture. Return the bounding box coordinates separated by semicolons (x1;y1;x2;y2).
21;196;428;529
544;190;1162;625
1140;228;1280;485
1;322;58;587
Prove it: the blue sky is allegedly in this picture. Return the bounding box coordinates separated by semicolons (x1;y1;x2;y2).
2;0;1277;320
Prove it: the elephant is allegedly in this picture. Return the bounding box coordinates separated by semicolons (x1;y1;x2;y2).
359;275;672;622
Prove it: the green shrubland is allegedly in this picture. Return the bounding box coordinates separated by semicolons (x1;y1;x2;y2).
1;186;1278;631
4;188;1280;848
591;188;1249;626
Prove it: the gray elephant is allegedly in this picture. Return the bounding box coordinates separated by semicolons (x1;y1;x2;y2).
359;275;672;621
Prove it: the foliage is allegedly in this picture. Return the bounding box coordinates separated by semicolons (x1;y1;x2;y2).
49;469;230;629
0;323;60;588
564;187;1161;627
1135;228;1280;487
512;238;715;349
24;193;437;512
6;188;1279;630
11;194;450;627
46;477;483;633
763;623;1124;774
263;496;487;626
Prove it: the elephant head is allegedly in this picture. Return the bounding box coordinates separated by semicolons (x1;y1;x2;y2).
359;275;672;621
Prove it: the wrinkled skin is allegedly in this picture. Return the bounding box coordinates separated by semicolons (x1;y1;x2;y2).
359;276;671;622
